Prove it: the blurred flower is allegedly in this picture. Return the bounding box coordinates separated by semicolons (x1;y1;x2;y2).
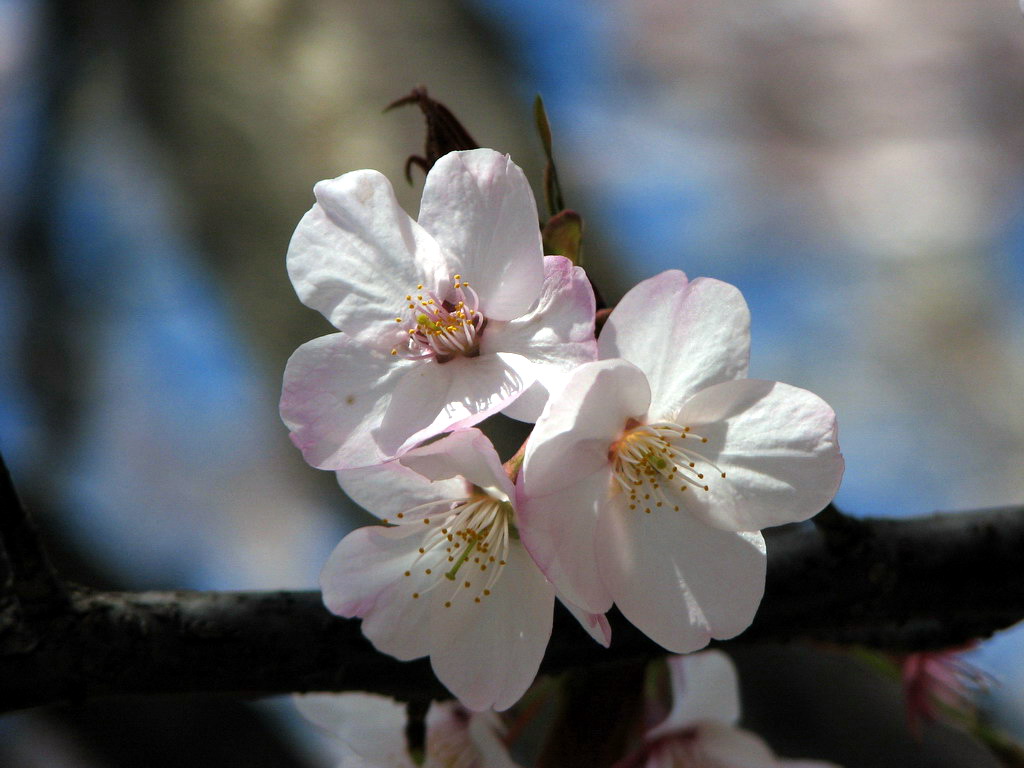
322;428;592;712
295;692;522;768
519;270;844;652
280;148;596;470
614;650;840;768
902;645;989;738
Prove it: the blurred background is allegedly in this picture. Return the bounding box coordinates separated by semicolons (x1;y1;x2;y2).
1;0;1023;765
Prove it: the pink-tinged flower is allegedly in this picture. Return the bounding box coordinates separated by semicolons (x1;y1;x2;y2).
321;428;607;711
614;651;840;768
295;692;523;768
280;149;596;469
901;645;988;738
519;270;844;652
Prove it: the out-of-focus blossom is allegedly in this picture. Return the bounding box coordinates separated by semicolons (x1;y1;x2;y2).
280;148;596;470
902;645;989;737
519;270;844;652
295;692;522;768
614;650;840;768
321;428;607;712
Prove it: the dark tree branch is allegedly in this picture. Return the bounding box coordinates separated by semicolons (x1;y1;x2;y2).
1;505;1022;713
0;454;68;612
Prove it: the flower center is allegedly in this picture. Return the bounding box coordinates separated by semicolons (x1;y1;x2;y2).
398;492;513;607
611;422;726;514
392;275;486;363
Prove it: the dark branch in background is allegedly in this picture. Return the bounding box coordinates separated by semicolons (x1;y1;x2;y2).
1;463;1022;713
0;456;69;637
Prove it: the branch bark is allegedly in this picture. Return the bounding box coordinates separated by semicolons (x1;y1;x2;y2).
2;505;1022;713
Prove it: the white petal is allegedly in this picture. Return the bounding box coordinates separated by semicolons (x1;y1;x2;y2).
320;525;439;660
488;255;598;422
599;271;750;419
466;711;526;768
520;359;650;498
417;150;544;321
559;596;612;647
428;542;554;711
696;722;785;768
595;499;767;653
280;333;414;469
336;460;467;521
649;651;741;739
399;428;515;502
375;352;536;457
517;467;615;615
675;379;844;532
288;170;447;346
293;693;411;767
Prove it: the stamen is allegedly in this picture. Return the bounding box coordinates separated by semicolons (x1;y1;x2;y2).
391;275;487;363
400;494;514;608
612;422;725;515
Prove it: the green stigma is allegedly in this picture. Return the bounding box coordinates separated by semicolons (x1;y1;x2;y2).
444;539;476;581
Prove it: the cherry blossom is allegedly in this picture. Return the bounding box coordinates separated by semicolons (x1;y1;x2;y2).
518;270;844;653
294;692;522;768
321;428;608;711
280;149;596;470
901;645;988;738
613;651;840;768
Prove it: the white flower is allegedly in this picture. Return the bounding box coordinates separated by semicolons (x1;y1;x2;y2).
518;270;844;652
280;149;596;470
614;651;841;768
294;692;522;768
321;428;608;711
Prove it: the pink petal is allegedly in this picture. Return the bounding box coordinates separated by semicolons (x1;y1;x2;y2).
559;596;612;647
280;333;414;469
650;651;741;739
675;379;844;532
595;498;767;653
288;170;447;346
320;524;439;661
336;460;468;521
417;150;544;321
399;428;515;502
520;359;651;498
428;542;555;711
599;271;750;419
375;352;536;457
488;255;599;423
293;693;411;767
517;466;615;615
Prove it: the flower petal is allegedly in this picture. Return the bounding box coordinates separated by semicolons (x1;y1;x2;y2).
293;693;411;767
521;359;651;498
517;465;615;614
595;498;766;653
675;379;844;532
559;596;612;647
375;352;536;457
417;150;544;321
599;271;750;419
428;542;555;711
649;651;741;739
280;333;414;469
696;722;785;767
488;255;598;423
320;524;440;661
288;170;447;346
336;459;468;521
399;428;515;503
